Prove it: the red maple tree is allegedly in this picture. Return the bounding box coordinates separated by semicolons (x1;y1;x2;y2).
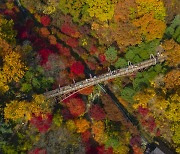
138;106;149;116
97;145;113;154
70;61;85;75
30;113;53;133
81;130;91;143
38;48;53;65
28;148;47;154
40;15;51;27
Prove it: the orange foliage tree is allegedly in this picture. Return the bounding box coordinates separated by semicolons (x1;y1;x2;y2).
133;13;166;41
91;0;166;50
132;0;166;41
74;118;90;133
39;27;50;37
91;121;107;144
65;97;86;117
112;0;142;50
110;22;142;51
162;39;180;67
164;70;180;89
92;0;142;50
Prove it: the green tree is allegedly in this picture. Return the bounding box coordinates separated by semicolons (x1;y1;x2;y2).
20;66;54;93
165;15;180;43
125;39;160;63
52;112;63;127
133;77;149;91
105;47;118;63
0;16;17;45
58;0;88;23
120;87;136;103
173;26;180;43
2;145;18;154
154;64;163;73
105;135;120;149
115;58;127;69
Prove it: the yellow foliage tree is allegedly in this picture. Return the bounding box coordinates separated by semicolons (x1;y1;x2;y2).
0;37;27;93
91;121;108;144
171;123;180;153
86;0;116;22
165;93;180;122
168;93;180;153
4;95;51;122
92;0;142;49
133;88;156;109
66;120;77;132
135;0;166;20
133;13;166;41
133;86;180;150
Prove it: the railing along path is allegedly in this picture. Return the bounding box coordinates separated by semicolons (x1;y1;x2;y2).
44;53;165;99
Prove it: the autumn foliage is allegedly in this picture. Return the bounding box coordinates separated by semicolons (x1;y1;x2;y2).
70;61;85;75
40;15;51;26
0;1;179;153
162;39;180;67
0;37;27;92
91;121;107;144
75;118;90;133
38;48;54;65
61;23;79;38
164;70;180;89
30;113;53;133
89;104;106;121
56;43;71;57
79;86;94;95
81;130;91;143
65;97;86;117
66;37;79;48
96;145;113;154
4;95;51;122
28;148;47;154
133;13;166;41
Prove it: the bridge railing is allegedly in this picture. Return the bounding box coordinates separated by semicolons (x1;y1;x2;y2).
44;55;165;99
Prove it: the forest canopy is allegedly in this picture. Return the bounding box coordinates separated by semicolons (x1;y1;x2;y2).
0;0;179;153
